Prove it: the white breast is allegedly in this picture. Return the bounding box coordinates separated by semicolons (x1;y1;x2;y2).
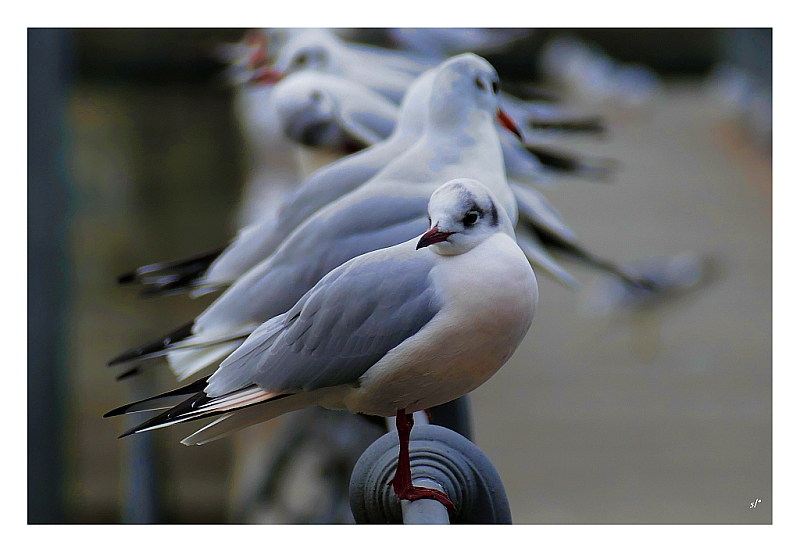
343;233;538;417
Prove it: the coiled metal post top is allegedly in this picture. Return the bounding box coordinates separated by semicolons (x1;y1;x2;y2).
349;424;512;524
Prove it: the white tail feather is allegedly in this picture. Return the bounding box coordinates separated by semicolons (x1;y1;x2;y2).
168;341;244;381
180;390;329;446
515;225;580;289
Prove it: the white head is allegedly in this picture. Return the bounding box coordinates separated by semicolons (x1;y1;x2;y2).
273;29;342;76
271;73;341;147
426;53;523;139
417;179;515;256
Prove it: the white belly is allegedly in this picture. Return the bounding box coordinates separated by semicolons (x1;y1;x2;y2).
341;233;538;417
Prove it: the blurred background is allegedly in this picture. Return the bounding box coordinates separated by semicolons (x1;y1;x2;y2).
28;28;771;524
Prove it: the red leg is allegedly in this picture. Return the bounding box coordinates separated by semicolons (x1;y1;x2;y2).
390;409;456;514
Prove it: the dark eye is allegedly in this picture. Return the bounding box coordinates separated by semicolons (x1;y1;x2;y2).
492;81;499;94
310;90;323;102
295;53;308;66
474;77;486;91
463;211;480;226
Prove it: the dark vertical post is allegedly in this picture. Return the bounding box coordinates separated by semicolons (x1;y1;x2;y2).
28;28;71;524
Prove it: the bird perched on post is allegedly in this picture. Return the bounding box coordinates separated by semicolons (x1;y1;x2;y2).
106;178;538;511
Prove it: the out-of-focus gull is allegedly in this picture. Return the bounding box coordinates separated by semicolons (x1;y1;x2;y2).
106;178;538;511
270;71;400;151
388;28;533;58
117;57;552;298
579;252;714;318
267;28;434;103
115;58;633;308
540;36;661;108
218;29;304;228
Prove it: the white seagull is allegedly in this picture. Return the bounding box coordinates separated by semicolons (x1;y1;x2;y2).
267;28;434;104
270;71;400;152
106;178;539;511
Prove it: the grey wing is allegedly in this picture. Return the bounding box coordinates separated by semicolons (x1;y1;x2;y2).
276;145;395;232
510;181;578;243
514;222;580;289
207;144;401;284
196;193;431;339
336;91;399;146
500;129;552;187
205;251;440;397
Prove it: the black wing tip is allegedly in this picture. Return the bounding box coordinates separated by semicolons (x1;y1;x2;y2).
104;376;211;420
115;245;227;293
115;366;143;381
526;145;619;179
104;404;131;418
117;271;137;284
527;118;606;134
108;321;195;367
118;426;140;439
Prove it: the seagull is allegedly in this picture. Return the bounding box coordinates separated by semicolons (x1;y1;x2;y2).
105;178;539;512
110;53;524;381
270;71;400;152
267;28;434;104
117;57;616;300
261;27;611;144
219;29;304;228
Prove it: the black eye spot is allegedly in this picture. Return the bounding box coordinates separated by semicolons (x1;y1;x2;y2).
463;211;480;226
310;90;323;102
492;81;499;95
474;77;486;91
295;53;308;66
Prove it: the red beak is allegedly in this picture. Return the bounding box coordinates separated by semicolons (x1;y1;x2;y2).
496;109;524;141
244;30;269;69
248;67;284;86
416;226;454;249
248;47;268;70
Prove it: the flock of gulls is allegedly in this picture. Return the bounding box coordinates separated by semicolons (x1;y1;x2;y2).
104;28;694;513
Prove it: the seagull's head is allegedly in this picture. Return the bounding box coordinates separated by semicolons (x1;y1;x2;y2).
272;74;344;148
428;54;523;140
273;30;340;76
418;179;515;256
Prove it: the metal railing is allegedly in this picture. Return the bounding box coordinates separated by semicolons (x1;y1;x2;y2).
349;397;512;524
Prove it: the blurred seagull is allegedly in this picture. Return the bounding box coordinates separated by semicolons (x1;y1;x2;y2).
218;29;304;228
267;28;435;103
270;71;400;152
106;178;539;512
116;56;639;310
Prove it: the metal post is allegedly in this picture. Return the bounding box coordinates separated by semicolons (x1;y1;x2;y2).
349;424;512;524
28;27;71;524
400;478;450;525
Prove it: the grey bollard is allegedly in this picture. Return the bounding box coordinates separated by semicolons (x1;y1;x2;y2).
349;424;512;524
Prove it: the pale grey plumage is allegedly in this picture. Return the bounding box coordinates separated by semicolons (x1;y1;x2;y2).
205;251;440;397
198;70;436;290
